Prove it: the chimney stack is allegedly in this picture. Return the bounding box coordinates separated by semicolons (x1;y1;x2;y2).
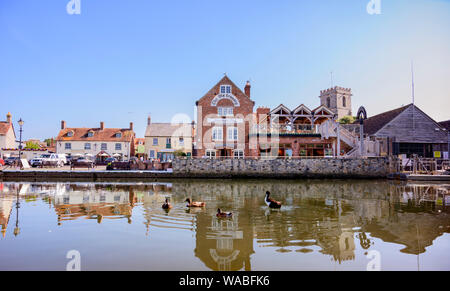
130;122;134;131
100;122;104;130
61;120;66;130
147;115;151;125
245;81;251;97
6;112;12;124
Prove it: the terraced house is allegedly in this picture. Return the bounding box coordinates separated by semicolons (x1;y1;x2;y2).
144;115;194;161
56;121;135;162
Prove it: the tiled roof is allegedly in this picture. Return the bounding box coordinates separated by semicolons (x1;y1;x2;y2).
0;122;12;135
145;123;193;138
56;127;135;142
439;120;450;130
362;104;411;135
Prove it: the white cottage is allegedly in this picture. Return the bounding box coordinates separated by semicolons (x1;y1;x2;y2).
56;121;135;162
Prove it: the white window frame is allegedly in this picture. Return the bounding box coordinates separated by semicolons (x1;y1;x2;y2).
218;107;233;116
65;143;71;150
233;150;244;159
206;150;216;159
84;143;91;150
179;137;184;146
149;150;155;158
115;143;122;150
220;85;232;94
227;127;238;141
101;143;107;150
153;138;158;146
212;127;223;141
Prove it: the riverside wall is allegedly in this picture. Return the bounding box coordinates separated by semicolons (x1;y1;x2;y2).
0;157;394;181
172;157;393;179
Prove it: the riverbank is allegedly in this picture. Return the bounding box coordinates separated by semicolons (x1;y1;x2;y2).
0;157;395;181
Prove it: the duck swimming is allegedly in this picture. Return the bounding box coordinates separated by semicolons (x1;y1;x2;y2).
216;208;233;218
162;198;172;210
185;198;206;208
265;191;282;209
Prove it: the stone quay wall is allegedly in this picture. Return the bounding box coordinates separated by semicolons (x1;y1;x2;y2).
172;157;393;179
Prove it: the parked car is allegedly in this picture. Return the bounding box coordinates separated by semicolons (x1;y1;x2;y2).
0;158;4;167
4;157;20;165
29;158;43;167
40;154;67;167
70;157;94;170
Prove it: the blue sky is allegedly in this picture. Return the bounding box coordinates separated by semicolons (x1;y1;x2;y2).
1;0;449;140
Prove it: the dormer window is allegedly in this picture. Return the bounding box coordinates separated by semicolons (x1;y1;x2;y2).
67;131;74;137
116;132;122;138
220;85;232;94
87;131;94;137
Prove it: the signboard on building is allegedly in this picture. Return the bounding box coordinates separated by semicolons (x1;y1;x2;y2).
434;151;441;158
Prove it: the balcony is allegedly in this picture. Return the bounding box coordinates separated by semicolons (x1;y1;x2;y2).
251;124;320;137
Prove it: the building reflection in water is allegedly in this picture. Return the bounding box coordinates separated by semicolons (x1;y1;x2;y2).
0;180;448;270
194;212;254;271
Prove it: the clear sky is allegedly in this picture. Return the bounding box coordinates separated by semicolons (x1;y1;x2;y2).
1;0;449;140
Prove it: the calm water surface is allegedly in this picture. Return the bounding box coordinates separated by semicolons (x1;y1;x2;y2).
0;179;449;271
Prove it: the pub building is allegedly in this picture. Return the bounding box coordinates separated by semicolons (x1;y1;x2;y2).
249;104;350;157
194;75;354;158
195;75;255;158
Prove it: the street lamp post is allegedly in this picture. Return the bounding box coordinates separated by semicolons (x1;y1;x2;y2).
14;188;20;236
18;118;24;165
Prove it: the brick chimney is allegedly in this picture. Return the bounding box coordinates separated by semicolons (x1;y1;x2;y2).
6;112;12;124
61;120;66;129
244;81;251;97
100;122;104;130
147;115;151;125
130;122;134;131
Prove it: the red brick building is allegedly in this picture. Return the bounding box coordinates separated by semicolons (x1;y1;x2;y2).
195;75;255;158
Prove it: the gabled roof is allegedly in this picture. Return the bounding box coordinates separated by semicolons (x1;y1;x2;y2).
56;127;135;142
439;120;450;130
292;104;312;115
270;104;291;115
145;123;193;138
311;105;334;116
0;122;12;136
362;104;412;135
196;75;253;104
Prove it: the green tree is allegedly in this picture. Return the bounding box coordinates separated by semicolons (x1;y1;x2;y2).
25;141;40;150
339;116;357;124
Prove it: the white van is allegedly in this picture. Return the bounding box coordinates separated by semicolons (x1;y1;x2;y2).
39;154;67;167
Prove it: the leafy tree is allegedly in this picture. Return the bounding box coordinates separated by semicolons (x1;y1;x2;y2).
24;141;40;150
339;116;357;124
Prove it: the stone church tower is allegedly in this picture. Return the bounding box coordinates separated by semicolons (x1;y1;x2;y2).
319;86;353;120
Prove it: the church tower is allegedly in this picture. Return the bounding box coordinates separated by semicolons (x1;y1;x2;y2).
319;86;353;120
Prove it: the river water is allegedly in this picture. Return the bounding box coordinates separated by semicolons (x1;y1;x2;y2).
0;179;449;271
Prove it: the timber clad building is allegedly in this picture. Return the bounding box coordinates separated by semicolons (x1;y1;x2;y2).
363;104;449;158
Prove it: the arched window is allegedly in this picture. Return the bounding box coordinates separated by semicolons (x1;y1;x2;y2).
343;96;346;107
326;97;331;108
